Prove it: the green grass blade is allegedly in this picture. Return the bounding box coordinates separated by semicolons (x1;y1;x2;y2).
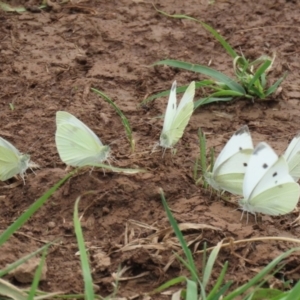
194;96;233;108
0;171;76;246
251;288;284;300
151;276;187;294
266;74;287;97
153;6;238;59
207;261;229;300
186;278;198;300
160;189;198;282
283;279;300;300
203;241;223;289
0;1;26;12
87;163;146;174
27;248;48;300
141;80;213;106
247;60;271;89
209;282;233;300
153;59;245;94
74;196;95;300
91;88;135;152
208;90;245;97
0;279;27;300
223;248;300;300
0;243;52;277
174;253;200;285
261;73;267;89
198;128;207;186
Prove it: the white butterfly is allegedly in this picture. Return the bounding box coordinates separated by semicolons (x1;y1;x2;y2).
205;125;254;195
283;133;300;181
55;111;110;167
240;142;300;217
0;137;35;183
159;81;195;149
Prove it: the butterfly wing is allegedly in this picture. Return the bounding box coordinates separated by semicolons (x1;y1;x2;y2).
161;81;177;134
0;137;21;154
283;133;300;181
207;125;253;194
243;142;278;201
160;81;195;148
209;149;253;195
56;113;110;167
241;154;300;215
175;81;195;114
213;125;253;172
0;138;25;181
56;111;104;146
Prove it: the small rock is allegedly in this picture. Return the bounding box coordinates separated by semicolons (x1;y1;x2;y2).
47;221;56;229
10;257;47;283
93;251;111;272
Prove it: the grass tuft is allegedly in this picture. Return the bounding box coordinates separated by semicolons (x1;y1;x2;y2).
91;87;135;152
146;6;286;107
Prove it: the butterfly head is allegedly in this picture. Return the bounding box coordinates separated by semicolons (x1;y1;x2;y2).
17;154;31;183
98;145;110;162
204;172;220;191
19;153;30;167
159;132;173;149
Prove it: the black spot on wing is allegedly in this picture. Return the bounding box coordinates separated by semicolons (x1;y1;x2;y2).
263;163;268;169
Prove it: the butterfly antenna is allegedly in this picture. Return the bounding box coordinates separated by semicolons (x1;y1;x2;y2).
108;154;116;163
108;133;130;147
27;137;42;154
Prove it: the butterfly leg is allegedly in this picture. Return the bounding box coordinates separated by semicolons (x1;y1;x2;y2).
151;142;159;154
19;173;26;185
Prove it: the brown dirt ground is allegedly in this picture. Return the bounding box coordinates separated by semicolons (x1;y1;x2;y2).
1;0;300;298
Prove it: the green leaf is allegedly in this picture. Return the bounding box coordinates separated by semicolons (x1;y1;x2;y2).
266;74;287;97
0;279;27;300
247;60;271;89
283;279;300;300
194;97;233;108
151;276;187;294
74;196;95;300
160;190;198;283
203;241;223;289
251;288;284;300
186;278;198;300
207;261;229;300
153;59;245;94
27;248;48;300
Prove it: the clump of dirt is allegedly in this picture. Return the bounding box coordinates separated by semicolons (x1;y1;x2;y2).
1;0;300;298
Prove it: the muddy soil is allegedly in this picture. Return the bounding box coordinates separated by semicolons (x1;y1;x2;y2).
1;0;300;298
